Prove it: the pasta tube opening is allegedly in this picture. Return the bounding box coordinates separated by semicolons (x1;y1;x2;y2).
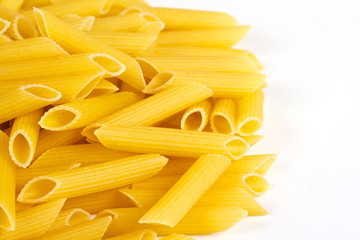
100;0;114;15
81;124;102;142
0;206;12;230
136;57;159;79
224;138;249;160
181;111;204;131
91;53;126;77
74;73;103;100
66;209;91;226
14;17;38;39
143;70;174;94
255;154;278;175
23;84;62;102
238;118;262;136
39;107;80;130
242;173;269;197
18;176;59;203
212;115;234;134
97;209;118;220
10;132;32;167
0;19;10;34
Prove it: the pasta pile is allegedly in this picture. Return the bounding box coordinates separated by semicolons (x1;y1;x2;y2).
0;0;276;239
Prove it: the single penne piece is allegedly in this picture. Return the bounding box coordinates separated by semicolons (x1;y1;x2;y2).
0;198;66;240
91;12;150;32
0;33;11;42
243;134;263;147
136;15;164;35
62;188;135;214
20;0;53;9
137;56;259;75
34;128;84;159
0;84;61;124
61;14;95;31
104;229;157;240
0;131;16;231
0;37;68;64
90;31;158;57
39;216;112;240
99;206;247;237
181;99;212;131
236;89;264;136
0;18;10;34
139;154;231;227
34;8;146;91
39;92;141;131
237;171;270;197
159;234;194;240
158;26;251;48
9;109;43;168
121;187;268;215
87;79;119;98
0;0;24;11
30;143;135;169
113;0;149;8
210;98;237;135
95;126;249;160
0;5;38;40
143;7;237;30
45;208;91;234
18;154;168;203
144;71;265;97
82;82;212;142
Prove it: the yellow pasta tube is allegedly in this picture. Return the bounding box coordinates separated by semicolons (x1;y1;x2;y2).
90;31;158;57
0;0;24;11
237;171;270;197
157;26;251;48
210;98;237;135
61;14;95;31
121;188;268;216
0;18;10;34
99;206;247;237
45;208;91;233
104;229;157;240
34;128;84;159
39;216;112;240
82;82;212;142
87;79;120;98
21;0;53;9
0;37;68;64
181;99;212;131
0;84;61;124
120;82;146;99
159;234;194;240
34;8;146;91
139;154;231;227
0;198;66;240
31;143;135;168
113;0;149;8
9;109;43;168
136;14;164;35
15;202;32;212
0;5;38;40
143;7;237;30
18;154;168;203
0;131;15;231
0;33;11;42
95;126;249;160
243;134;263;147
137;56;259;75
39;92;141;131
62;188;135;214
236;89;264;136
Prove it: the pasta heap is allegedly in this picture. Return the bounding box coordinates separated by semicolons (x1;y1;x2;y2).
0;0;276;239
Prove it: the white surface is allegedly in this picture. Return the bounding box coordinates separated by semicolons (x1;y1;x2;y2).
148;0;360;239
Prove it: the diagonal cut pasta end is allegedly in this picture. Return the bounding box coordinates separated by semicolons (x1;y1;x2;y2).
9;130;34;168
39;106;81;131
241;172;270;197
143;70;176;94
90;53;126;77
224;136;249;160
22;84;62;102
0;204;15;231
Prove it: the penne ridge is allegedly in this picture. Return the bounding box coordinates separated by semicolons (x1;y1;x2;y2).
143;70;175;94
17;176;60;203
22;84;62;102
224;137;249;160
241;172;269;197
9;130;33;168
89;53;126;77
39;106;80;131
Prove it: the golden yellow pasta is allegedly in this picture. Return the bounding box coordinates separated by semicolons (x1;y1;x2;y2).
0;33;11;42
210;98;238;135
87;79;120;98
0;18;10;34
104;229;157;240
119;82;146;99
18;154;168;203
236;89;264;136
0;131;15;231
140;154;231;227
159;234;195;240
0;198;66;240
236;171;270;197
181;99;212;131
113;0;150;8
0;0;24;11
21;0;53;9
91;12;150;32
242;134;263;147
61;14;95;31
9;109;43;168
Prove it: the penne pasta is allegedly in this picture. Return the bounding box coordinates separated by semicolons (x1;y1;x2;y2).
39;92;141;131
15;202;32;212
87;79;120;98
21;0;53;9
157;26;251;48
0;131;15;231
18;154;168;203
236;89;264;136
121;187;268;216
0;198;66;240
0;0;24;11
95;126;249;160
136;14;164;35
144;71;265;98
9;109;44;168
0;18;10;34
139;154;231;227
104;229;157;240
34;8;146;90
61;14;95;31
39;216;112;240
34;128;84;159
210;98;238;135
31;143;135;169
181;99;212;131
113;0;149;8
62;188;135;214
160;234;194;240
0;84;61;124
143;7;237;30
98;206;248;237
0;37;68;64
82;82;212;142
236;171;270;197
243;134;263;147
120;82;146;98
0;33;11;42
0;5;38;40
90;31;158;57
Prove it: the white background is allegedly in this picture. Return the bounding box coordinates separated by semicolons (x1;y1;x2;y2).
149;1;360;239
